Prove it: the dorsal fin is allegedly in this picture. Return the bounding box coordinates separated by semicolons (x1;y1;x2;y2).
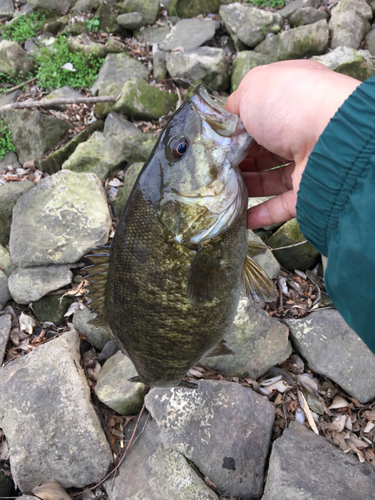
84;245;111;322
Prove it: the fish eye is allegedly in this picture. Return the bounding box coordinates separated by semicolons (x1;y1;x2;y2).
170;137;189;159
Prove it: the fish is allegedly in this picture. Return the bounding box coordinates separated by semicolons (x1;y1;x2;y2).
85;85;277;388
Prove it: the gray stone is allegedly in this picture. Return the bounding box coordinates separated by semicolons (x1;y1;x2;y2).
45;86;82;110
135;22;170;44
166;47;229;90
97;2;121;34
167;0;233;18
312;46;375;82
0;90;22;109
116;12;145;31
249;230;280;280
220;3;283;50
0;108;71;165
290;6;329;27
9;170;111;267
329;0;372;50
91;53;148;96
286;309;375;403
366;29;375;56
99;339;119;364
118;0;160;24
104;111;142;137
277;0;318;18
104;417;218;500
146;381;275;499
0;313;11;364
203;297;291;379
267;218;320;271
0;329;112;492
0;0;14;18
67;33;122;60
262;421;375;500
0;40;34;79
153;49;167;82
0;180;35;246
72;0;100;12
95;351;146;415
231;51;273;91
0;244;16;276
0;151;21;173
73;308;113;350
0;270;10;309
32;295;73;326
8;265;72;304
41;15;70;35
113;162;143;217
254;19;329;61
160;19;217;51
27;0;76;10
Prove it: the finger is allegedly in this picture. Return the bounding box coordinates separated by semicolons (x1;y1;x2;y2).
243;162;295;197
247;190;297;229
225;92;239;116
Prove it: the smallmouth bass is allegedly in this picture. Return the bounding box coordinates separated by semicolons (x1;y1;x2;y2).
86;85;276;388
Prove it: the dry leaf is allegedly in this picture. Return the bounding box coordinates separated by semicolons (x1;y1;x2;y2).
328;395;348;410
364;421;375;434
298;373;319;394
299;390;319;435
321;414;346;432
64;301;85;317
19;312;36;334
32;479;71;500
188;368;204;378
345;432;369;449
363;410;375;421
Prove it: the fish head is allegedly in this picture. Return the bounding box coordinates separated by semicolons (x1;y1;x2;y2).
140;85;254;246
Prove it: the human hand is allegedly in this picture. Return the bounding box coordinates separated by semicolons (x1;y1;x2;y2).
225;60;361;229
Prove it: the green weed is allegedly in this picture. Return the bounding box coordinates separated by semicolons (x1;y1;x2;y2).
0;120;16;160
33;36;104;90
85;15;100;32
246;0;285;8
1;12;44;43
0;70;34;93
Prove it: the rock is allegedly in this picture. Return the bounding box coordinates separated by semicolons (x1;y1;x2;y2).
0;245;16;277
118;0;160;24
67;33;122;60
329;0;372;50
95;351;146;415
35;120;104;175
0;470;14;498
104;112;142;136
312;46;375;82
0;329;113;491
220;3;283;50
146;381;275;499
45;85;82;110
96;3;121;33
167;0;232;18
231;51;273;91
0;151;21;173
249;230;280;280
73;0;100;11
64;20;90;36
27;0;76;10
366;29;375;55
91;53;147;96
290;6;329;27
32;295;73;326
41;15;70;35
0;180;35;246
0;0;14;18
153;50;167;82
0;314;11;364
0;40;34;79
286;309;375;403
73;308;113;350
0;270;10;309
134;22;170;44
108;79;178;120
159;18;217;51
277;0;318;18
166;47;229;90
99;339;119;364
203;297;291;378
254;19;328;61
113;162;143;217
8;265;72;304
267;218;320;271
104;417;218;500
9;170;111;267
116;12;145;31
0;90;22;109
262;421;375;500
0;108;71;165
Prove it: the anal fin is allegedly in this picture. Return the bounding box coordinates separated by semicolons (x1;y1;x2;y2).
242;255;277;302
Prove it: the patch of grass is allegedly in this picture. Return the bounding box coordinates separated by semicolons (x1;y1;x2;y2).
0;120;16;160
33;36;104;90
0;70;34;93
1;12;45;43
85;15;100;32
246;0;285;7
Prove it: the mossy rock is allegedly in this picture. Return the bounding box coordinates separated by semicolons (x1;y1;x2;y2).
113;162;143;216
312;47;375;82
41;15;70;35
168;0;232;18
0;244;16;276
97;3;122;33
118;0;160;24
32;295;73;325
267;218;319;271
231;52;273;91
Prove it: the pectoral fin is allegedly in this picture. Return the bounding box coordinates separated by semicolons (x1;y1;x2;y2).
187;252;223;307
206;339;234;357
242;255;277;302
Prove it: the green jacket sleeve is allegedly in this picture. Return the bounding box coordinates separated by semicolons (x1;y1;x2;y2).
296;75;375;353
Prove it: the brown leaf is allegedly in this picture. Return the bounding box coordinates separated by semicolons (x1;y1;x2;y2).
32;479;71;500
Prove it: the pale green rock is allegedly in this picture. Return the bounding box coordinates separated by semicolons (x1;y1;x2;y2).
9;170;111;267
168;0;232;18
277;0;318;18
0;180;35;246
329;0;372;50
134;22;170;44
0;314;11;365
248;230;280;280
312;46;375;82
28;0;76;10
267;218;319;271
290;7;329;27
8;265;72;304
0;270;10;309
0;0;14;18
0;90;21;109
45;86;82;110
104;112;142;136
73;0;100;12
0;151;21;173
160;18;217;51
73;308;113;349
0;244;16;276
231;51;273;91
113;162;143;217
254;19;329;61
95;351;146;415
67;33;122;60
96;2;121;33
116;12;145;30
0;40;34;79
366;29;375;55
118;0;160;24
153;50;167;82
41;15;70;35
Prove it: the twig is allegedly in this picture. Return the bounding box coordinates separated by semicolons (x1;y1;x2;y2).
270;240;307;251
4;76;37;94
70;403;147;498
0;95;117;111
